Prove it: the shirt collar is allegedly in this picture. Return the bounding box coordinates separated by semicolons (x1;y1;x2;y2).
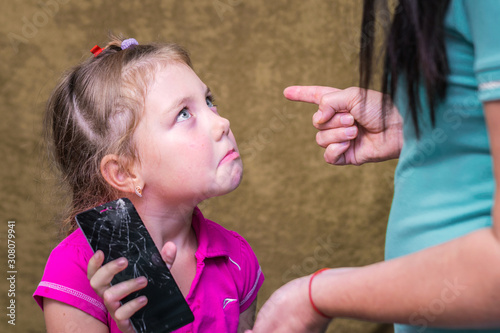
192;207;231;260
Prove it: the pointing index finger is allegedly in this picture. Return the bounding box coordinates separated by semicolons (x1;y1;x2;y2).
283;86;341;104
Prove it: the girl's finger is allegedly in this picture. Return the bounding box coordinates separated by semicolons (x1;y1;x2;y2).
89;257;129;295
160;241;177;270
114;319;137;333
316;126;358;148
102;276;148;308
87;250;105;280
114;295;148;321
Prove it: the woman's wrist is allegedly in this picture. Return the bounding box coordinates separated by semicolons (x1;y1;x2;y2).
309;268;332;318
310;267;356;318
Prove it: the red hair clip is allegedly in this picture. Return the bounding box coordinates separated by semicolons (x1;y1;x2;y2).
90;45;103;57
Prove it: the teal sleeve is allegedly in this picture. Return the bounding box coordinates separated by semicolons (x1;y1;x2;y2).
464;0;500;101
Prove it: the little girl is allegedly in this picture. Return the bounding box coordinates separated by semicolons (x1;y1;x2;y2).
33;35;264;333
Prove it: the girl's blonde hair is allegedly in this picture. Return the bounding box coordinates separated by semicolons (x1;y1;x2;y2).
45;34;192;234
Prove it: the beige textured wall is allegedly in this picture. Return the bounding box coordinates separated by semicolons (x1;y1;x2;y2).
1;1;396;332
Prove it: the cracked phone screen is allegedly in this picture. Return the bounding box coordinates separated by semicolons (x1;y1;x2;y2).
76;198;194;333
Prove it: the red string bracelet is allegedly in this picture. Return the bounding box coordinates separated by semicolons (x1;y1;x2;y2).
308;268;331;318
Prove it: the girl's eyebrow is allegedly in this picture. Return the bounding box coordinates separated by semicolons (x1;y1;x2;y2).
165;86;212;116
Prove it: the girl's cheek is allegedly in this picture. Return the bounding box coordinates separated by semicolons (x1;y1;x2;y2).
188;142;206;150
230;132;239;147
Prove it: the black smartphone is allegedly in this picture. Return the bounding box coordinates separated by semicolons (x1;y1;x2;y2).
76;198;194;333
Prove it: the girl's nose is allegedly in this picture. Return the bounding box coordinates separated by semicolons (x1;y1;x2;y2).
213;113;231;141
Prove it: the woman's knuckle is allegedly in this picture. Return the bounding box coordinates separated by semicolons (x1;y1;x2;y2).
319;94;327;105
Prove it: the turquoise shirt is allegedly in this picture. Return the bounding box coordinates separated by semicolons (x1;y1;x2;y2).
385;1;500;332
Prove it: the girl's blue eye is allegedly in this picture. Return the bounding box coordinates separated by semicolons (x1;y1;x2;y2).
176;108;192;122
206;96;214;108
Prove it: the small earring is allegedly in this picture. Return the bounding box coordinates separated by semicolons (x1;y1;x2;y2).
135;185;143;198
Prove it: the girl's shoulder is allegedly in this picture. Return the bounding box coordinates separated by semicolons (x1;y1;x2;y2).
58;228;91;246
34;229;105;318
49;228;94;265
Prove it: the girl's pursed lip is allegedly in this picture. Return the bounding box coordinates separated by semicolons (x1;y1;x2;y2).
219;149;239;165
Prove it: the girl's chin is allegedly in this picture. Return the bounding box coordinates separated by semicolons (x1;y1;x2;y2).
229;168;243;190
210;173;243;198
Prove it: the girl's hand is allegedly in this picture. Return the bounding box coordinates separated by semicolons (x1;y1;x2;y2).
246;275;331;333
87;242;177;333
284;86;403;165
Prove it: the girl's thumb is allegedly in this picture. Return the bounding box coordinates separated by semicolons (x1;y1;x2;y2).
161;241;177;270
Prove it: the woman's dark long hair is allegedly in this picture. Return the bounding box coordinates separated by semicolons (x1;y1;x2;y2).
360;0;451;137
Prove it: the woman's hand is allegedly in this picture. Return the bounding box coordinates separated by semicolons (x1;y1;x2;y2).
87;242;177;333
246;275;331;333
284;86;403;165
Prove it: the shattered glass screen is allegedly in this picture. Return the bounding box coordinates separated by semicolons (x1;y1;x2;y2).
76;198;194;333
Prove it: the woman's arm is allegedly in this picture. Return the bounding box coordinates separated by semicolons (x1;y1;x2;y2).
314;100;500;326
316;230;500;326
44;298;109;333
251;101;500;332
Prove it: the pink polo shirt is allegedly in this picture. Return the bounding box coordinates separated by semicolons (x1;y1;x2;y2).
33;208;264;332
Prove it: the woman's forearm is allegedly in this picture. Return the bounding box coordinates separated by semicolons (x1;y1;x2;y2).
314;228;500;327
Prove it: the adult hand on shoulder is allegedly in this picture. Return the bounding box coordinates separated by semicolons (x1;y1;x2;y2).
245;275;331;333
284;86;403;165
87;242;177;333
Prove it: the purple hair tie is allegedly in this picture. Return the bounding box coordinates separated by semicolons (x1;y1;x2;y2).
121;38;138;50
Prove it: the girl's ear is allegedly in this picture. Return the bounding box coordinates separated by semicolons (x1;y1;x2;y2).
100;154;142;194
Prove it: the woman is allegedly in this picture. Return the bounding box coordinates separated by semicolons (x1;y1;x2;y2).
249;1;500;332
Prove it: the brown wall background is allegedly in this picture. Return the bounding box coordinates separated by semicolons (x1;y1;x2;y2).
1;1;397;332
